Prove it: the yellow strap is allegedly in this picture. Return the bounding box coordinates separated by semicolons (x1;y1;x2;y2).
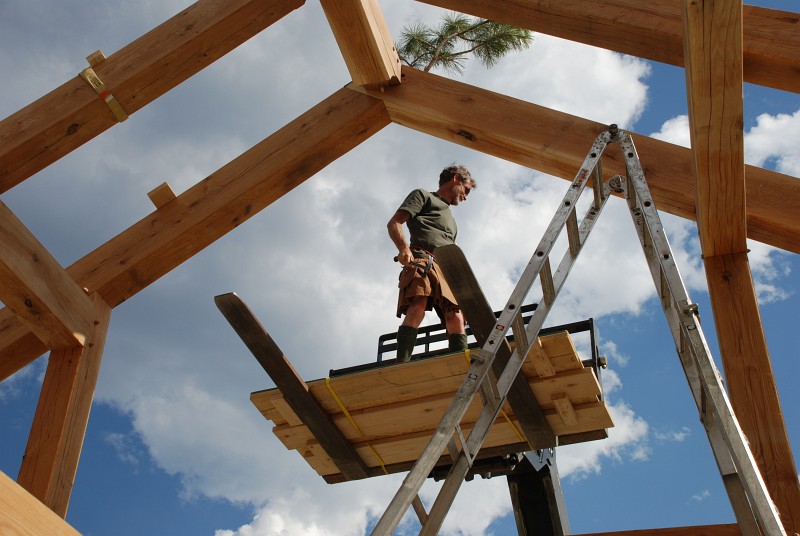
325;377;362;434
325;377;389;475
462;351;528;446
79;66;128;122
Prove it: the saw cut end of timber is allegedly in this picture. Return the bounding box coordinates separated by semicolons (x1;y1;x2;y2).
250;330;613;483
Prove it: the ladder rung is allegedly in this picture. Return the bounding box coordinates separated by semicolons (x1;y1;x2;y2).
540;257;555;304
592;159;605;206
412;495;429;524
566;208;580;256
478;367;501;405
454;425;475;465
511;311;529;356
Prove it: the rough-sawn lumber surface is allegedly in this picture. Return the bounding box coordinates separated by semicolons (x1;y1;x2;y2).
251;331;612;481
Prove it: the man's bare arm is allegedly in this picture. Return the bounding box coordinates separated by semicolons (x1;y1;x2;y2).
388;210;413;266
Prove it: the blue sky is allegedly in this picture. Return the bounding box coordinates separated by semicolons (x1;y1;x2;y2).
1;1;798;535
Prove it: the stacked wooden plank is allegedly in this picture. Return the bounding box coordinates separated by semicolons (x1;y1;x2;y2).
251;331;613;483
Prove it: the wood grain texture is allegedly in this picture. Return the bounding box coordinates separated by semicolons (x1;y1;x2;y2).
434;243;556;449
0;471;81;535
251;333;612;480
17;293;111;517
216;293;369;480
320;0;400;87
0;0;304;193
577;524;741;536
351;67;800;254
0;200;95;349
417;0;800;93
0;87;389;381
704;253;800;532
682;0;747;257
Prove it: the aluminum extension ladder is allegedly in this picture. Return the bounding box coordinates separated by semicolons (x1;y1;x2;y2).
370;126;785;536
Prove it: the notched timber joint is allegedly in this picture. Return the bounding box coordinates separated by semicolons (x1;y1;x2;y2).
79;51;128;123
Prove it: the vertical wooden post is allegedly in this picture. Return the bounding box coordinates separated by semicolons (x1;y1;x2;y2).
17;293;111;517
705;254;800;533
683;0;800;530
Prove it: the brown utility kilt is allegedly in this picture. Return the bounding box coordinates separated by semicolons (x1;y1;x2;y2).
396;253;460;320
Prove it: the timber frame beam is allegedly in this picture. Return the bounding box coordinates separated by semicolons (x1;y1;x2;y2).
0;200;95;349
682;0;800;528
0;0;798;532
417;0;800;94
0;0;305;193
0;87;390;381
320;0;401;87
351;67;800;253
17;294;111;517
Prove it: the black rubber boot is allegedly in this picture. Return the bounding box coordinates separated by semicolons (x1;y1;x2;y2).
396;325;418;363
448;333;468;353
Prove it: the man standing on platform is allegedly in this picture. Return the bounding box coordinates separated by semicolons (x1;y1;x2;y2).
387;164;477;362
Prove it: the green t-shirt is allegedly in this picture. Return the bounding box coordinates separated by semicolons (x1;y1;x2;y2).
398;188;457;251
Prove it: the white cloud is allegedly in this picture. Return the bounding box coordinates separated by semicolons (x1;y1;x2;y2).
650;115;691;147
463;34;651;128
690;489;711;503
654;426;691;443
745;109;800;177
2;2;798;535
558;401;650;479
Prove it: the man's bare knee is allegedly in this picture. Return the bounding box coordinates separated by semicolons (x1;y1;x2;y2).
403;297;428;327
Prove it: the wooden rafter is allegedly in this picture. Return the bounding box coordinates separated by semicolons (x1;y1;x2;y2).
0;0;304;194
0;200;95;349
350;67;800;253
416;0;800;94
0;87;390;382
320;0;401;87
17;293;111;517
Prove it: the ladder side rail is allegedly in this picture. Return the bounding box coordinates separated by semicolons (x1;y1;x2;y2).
622;173;681;341
620;134;785;536
371;130;614;536
419;454;474;536
370;351;505;534
704;408;764;535
676;311;763;532
681;314;784;535
418;178;617;535
622;163;764;533
501;178;615;398
481;131;614;365
372;131;615;535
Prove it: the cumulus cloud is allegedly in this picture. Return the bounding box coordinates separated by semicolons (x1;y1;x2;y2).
745;109;800;176
558;401;650;479
2;2;797;535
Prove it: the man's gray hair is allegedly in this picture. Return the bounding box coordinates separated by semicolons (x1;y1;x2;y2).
439;164;477;188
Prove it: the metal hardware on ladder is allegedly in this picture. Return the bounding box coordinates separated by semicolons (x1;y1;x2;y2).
617;132;785;536
371;127;617;536
373;126;783;536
